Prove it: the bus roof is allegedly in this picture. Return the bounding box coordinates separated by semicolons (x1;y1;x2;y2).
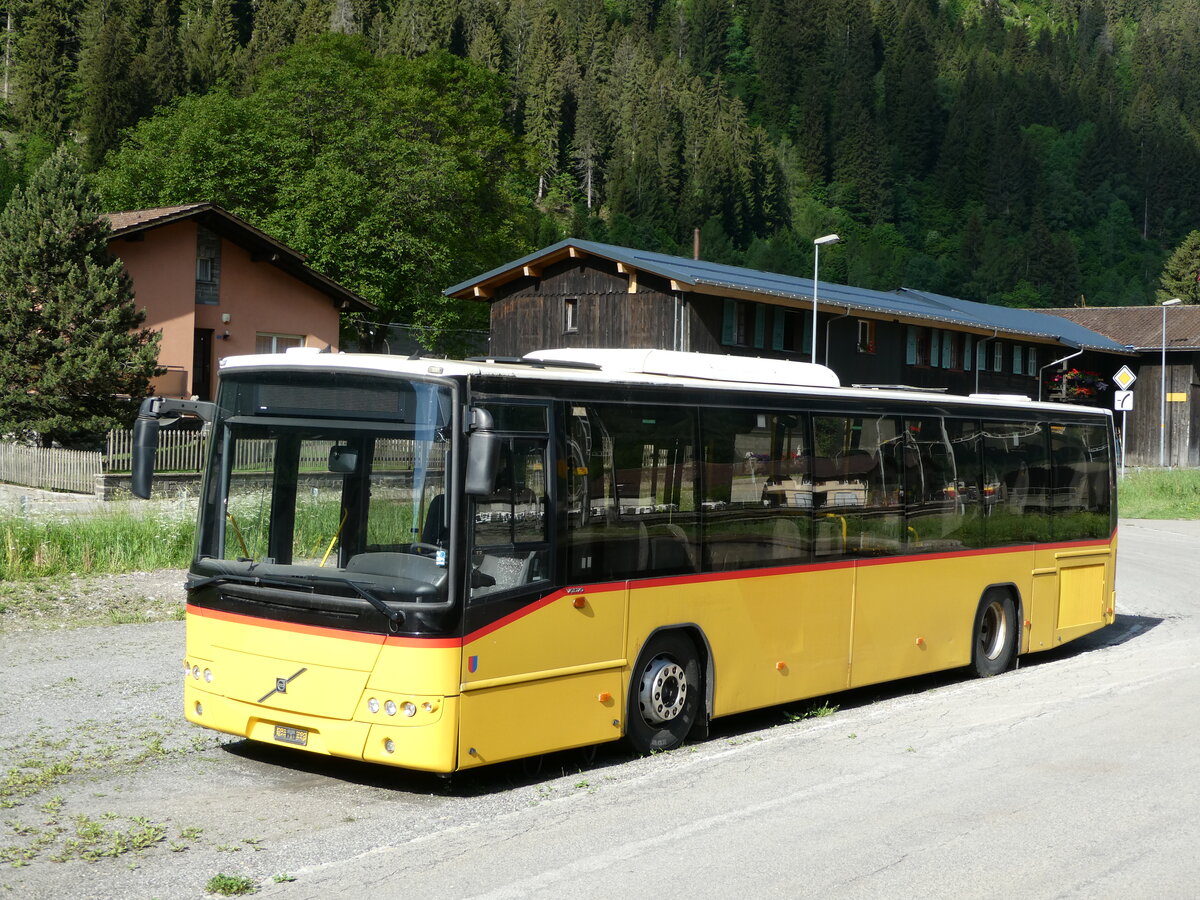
218;348;1111;419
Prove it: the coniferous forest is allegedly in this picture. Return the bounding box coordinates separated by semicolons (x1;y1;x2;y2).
2;0;1200;342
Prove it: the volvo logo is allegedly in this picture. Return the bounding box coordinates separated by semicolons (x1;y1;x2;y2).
258;667;307;703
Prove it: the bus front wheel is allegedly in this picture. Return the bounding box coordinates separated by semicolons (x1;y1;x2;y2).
971;591;1017;677
626;632;701;755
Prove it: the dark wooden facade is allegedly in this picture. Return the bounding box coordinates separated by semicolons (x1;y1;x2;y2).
485;254;1050;399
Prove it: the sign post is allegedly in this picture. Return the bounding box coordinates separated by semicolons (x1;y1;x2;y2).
1112;367;1137;478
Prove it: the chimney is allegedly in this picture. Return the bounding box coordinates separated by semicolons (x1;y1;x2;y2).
693;227;701;261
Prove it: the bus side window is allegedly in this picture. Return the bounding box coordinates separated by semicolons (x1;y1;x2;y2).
700;409;810;571
564;403;698;581
983;421;1051;544
470;436;550;600
1050;423;1111;540
903;417;983;551
813;415;903;558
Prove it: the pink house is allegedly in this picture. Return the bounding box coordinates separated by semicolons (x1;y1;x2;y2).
106;203;373;401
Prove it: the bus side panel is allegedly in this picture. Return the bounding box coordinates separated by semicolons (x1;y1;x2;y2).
625;567;854;719
848;551;1035;688
457;671;624;768
456;587;628;768
1028;538;1116;652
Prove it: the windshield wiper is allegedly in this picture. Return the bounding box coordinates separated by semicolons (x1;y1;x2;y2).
187;572;405;626
187;573;310;593
307;576;404;625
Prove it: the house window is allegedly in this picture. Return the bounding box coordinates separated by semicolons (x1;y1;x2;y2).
721;300;765;349
772;309;810;354
907;325;934;366
945;336;974;369
195;226;221;305
993;342;1004;373
256;333;305;354
1013;345;1024;375
857;320;876;354
563;298;578;334
1026;347;1038;376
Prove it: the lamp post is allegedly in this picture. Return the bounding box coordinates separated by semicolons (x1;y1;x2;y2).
1160;298;1182;467
811;234;841;365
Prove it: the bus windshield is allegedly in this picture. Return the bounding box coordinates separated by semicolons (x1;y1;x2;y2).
192;372;456;626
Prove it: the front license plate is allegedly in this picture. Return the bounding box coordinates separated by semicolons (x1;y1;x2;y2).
273;725;308;747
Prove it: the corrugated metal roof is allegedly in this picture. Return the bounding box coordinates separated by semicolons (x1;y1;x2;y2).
446;239;1131;353
1039;306;1200;351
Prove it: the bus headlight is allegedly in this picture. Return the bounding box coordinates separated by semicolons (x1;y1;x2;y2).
384;700;397;716
401;702;417;717
368;698;380;714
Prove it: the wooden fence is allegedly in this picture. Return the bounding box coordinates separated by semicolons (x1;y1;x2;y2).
0;442;103;494
2;429;442;495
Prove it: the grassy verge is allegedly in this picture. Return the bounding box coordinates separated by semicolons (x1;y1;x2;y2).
0;504;194;580
1117;468;1200;519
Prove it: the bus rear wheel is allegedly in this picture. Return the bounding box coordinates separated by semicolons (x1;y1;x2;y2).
627;632;701;755
972;592;1017;677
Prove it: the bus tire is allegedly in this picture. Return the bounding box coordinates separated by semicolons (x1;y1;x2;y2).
971;591;1017;677
626;632;701;755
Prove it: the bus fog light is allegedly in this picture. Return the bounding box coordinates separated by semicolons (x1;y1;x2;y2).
384;700;397;716
204;669;213;683
192;665;201;680
367;698;380;714
401;702;417;718
384;739;395;754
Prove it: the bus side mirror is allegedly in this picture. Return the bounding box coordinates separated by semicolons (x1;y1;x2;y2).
465;408;499;497
131;407;161;499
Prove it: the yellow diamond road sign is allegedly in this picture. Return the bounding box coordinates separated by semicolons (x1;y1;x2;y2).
1113;365;1137;391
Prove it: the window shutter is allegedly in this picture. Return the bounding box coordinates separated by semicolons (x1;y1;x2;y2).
906;326;917;365
930;329;941;367
754;305;766;349
941;331;953;368
1027;347;1037;376
721;300;735;345
1013;346;1023;374
964;335;973;372
976;340;987;370
772;310;785;350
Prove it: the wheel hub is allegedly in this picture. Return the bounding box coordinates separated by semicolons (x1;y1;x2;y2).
639;656;687;725
979;600;1008;661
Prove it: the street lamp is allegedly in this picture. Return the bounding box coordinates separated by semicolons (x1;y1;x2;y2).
811;234;841;364
1160;297;1182;467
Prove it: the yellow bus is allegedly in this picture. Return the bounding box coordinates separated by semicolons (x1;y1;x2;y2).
133;348;1117;773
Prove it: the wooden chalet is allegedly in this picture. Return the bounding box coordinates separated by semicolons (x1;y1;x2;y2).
445;239;1129;400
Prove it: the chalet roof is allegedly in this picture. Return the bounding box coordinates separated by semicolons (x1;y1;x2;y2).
1038;306;1200;352
445;239;1129;353
105;203;375;313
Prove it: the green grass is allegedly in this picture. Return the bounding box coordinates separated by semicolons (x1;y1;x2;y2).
1118;468;1200;519
206;873;258;895
0;507;194;580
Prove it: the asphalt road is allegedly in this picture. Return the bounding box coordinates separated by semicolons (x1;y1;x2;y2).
1;519;1196;899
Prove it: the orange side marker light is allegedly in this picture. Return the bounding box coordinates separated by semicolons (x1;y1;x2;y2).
573;596;587;609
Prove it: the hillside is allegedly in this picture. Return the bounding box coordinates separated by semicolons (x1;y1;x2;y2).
2;0;1198;344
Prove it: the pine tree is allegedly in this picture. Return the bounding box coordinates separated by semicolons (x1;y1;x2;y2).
1157;230;1200;306
78;0;140;169
0;147;160;447
12;0;81;140
136;0;183;112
